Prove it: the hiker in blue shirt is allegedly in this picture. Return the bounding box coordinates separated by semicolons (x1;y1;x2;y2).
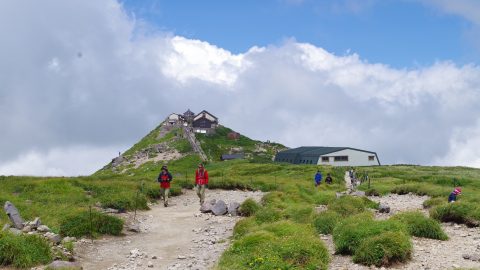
314;170;322;187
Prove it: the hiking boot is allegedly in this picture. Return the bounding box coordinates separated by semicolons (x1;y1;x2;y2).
164;202;168;207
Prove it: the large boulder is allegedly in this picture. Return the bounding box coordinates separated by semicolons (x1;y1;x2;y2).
4;201;24;229
212;200;227;216
228;202;240;216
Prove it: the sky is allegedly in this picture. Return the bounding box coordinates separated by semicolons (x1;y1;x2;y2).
1;0;480;176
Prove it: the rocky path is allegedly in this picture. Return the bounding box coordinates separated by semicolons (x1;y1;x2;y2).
74;189;263;270
323;189;480;270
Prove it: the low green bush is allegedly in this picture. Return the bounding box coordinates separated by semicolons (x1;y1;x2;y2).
422;197;446;208
219;221;330;270
430;202;480;227
59;210;124;237
364;188;380;196
100;193;148;211
233;217;257;238
392;211;448;240
333;213;406;255
0;231;52;268
328;196;377;217
353;231;412;267
284;205;314;223
239;198;261;217
255;207;282;224
313;211;340;234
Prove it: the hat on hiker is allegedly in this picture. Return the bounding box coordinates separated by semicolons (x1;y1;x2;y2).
161;165;168;170
453;187;462;195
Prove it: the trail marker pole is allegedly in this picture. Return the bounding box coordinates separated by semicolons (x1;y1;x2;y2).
89;205;93;242
134;189;139;222
367;173;371;189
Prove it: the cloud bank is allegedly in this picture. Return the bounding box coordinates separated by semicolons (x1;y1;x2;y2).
1;0;480;175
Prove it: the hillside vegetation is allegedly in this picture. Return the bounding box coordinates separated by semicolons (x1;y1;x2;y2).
2;122;480;269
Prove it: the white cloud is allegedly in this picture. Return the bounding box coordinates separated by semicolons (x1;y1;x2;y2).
2;0;480;176
422;0;480;25
0;146;123;176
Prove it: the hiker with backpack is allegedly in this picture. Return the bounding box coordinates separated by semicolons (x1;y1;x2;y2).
157;165;173;207
314;170;322;187
448;187;462;203
195;164;209;205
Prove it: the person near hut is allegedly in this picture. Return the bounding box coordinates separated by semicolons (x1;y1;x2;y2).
157;165;173;207
314;170;322;187
195;164;209;205
448;187;462;203
325;173;333;184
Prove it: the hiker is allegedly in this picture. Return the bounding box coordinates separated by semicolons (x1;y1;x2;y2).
314;170;322;187
157;165;173;207
195;164;209;205
325;173;333;184
448;187;462;203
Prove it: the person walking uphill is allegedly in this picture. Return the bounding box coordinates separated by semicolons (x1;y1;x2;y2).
195;164;209;205
157;165;173;207
314;170;322;187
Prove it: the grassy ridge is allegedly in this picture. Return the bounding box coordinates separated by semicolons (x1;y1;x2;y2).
2;162;480;269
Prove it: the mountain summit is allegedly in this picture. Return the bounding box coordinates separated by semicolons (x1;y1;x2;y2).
98;110;286;175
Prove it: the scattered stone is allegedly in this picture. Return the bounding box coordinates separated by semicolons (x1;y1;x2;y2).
46;261;82;270
212;200;227;216
147;261;154;268
152;255;157;259
315;205;328;213
9;228;22;235
21;225;32;233
63;236;77;243
37;225;51;233
127;223;141;233
44;232;62;244
4;201;24;229
178;255;186;259
2;223;10;231
31;217;42;229
378;204;390;213
103;208;119;214
227;202;240;216
350;191;366;197
200;202;213;213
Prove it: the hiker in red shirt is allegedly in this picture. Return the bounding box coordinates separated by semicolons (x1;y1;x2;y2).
157;165;173;207
195;164;209;205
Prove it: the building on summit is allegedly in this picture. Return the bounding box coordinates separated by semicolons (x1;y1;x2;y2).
274;146;380;166
164;109;219;134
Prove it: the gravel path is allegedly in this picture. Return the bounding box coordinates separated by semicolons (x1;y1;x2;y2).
323;187;480;270
74;189;264;270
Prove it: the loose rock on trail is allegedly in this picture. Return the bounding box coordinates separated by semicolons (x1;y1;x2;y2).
75;189;263;270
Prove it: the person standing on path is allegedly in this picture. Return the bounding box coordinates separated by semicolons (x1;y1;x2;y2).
314;170;322;187
157;165;173;207
195;164;209;205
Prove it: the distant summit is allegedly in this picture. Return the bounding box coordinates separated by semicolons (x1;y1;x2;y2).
97;110;286;175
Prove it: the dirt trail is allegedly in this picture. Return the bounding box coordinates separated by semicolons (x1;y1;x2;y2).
323;191;480;270
75;189;263;270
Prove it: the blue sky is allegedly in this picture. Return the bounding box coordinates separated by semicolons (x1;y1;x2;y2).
2;0;480;175
121;0;475;68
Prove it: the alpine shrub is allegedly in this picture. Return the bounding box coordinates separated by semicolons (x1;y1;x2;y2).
333;212;406;255
328;196;377;217
59;210;124;237
392;211;448;240
353;231;412;267
430;202;480;227
239;198;261;217
0;231;52;268
313;211;340;234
